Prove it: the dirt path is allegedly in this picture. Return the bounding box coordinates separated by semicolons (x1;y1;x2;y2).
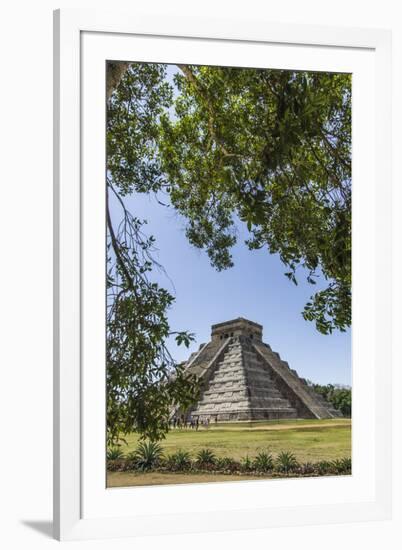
107;471;266;487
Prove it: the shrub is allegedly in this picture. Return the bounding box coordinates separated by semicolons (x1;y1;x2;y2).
107;458;126;472
253;451;274;472
276;451;299;473
216;456;239;472
196;448;216;468
316;460;333;475
165;450;192;471
331;457;352;474
107;446;124;460
128;440;163;471
299;462;316;476
240;455;254;473
342;457;352;472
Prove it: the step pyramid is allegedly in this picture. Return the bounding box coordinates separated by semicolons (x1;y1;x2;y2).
180;318;341;422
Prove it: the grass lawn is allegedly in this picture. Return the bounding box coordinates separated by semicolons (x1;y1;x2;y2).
120;418;351;462
107;418;351;487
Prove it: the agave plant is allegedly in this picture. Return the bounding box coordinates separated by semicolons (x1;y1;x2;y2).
253;451;274;472
275;451;299;473
129;441;163;471
196;448;216;468
106;446;125;460
341;457;352;472
331;457;352;474
240;455;254;472
165;449;192;471
216;456;239;472
316;460;333;475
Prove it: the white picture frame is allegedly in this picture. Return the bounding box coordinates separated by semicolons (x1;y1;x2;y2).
53;8;392;541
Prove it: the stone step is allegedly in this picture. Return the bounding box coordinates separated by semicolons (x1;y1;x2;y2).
207;379;283;392
217;359;242;366
209;373;244;381
192;405;298;416
215;362;243;370
211;366;244;374
198;397;294;408
212;374;246;383
209;371;279;383
203;385;276;395
252;401;294;408
214;371;273;381
204;385;283;397
200;390;288;401
194;404;250;413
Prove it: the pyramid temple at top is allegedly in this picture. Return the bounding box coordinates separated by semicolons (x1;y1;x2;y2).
180;318;341;422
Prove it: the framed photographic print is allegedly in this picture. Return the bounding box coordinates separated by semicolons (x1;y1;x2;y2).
53;8;392;541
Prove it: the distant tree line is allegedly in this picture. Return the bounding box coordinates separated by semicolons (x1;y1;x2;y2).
309;383;351;417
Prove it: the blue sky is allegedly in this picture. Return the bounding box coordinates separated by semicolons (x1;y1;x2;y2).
111;190;351;387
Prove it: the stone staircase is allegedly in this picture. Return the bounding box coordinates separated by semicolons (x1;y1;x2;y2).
190;337;298;421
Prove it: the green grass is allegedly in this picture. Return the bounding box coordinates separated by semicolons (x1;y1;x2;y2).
120;418;351;463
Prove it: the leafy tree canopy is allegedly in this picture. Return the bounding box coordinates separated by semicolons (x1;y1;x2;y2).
159;66;351;334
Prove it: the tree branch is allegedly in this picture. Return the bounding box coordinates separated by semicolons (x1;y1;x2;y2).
107;61;130;100
106;191;134;288
177;64;238;158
